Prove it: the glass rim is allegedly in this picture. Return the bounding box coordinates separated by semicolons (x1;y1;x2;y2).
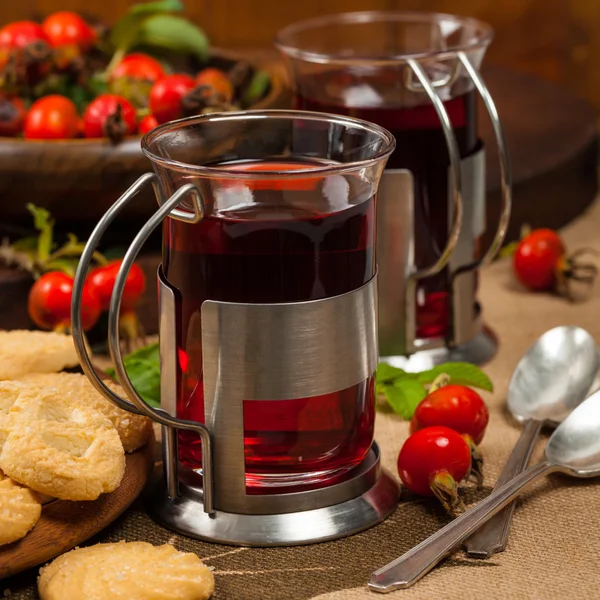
275;10;494;65
141;109;396;179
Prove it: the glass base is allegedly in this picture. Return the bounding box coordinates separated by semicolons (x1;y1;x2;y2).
146;443;401;546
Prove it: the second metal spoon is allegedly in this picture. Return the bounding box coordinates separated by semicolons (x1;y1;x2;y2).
464;325;599;558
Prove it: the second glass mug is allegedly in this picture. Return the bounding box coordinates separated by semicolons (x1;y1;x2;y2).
277;11;511;360
73;110;394;494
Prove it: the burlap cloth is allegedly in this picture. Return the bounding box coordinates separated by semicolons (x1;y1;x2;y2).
5;201;600;599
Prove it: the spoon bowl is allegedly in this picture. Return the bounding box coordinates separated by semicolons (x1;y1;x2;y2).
508;326;599;424
546;391;600;474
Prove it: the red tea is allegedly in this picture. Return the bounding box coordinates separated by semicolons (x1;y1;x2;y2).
294;72;479;338
162;160;376;490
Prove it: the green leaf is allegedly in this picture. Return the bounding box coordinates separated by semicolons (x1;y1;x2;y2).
383;379;427;420
242;70;270;107
11;236;38;252
66;83;91;114
498;240;519;260
110;0;183;52
103;246;127;261
106;342;161;407
88;72;109;97
416;362;494;392
27;203;52;232
376;362;410;385
133;14;209;61
130;0;183;16
44;258;78;277
26;203;54;262
127;342;160;362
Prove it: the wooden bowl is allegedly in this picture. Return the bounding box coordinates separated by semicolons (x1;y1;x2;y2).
0;49;289;230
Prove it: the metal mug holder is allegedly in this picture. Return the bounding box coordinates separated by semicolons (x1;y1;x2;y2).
71;174;400;547
377;54;512;370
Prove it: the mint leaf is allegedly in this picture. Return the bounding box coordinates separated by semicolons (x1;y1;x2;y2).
127;342;160;362
106;343;161;407
383;379;427;419
110;0;183;52
134;15;209;61
376;362;409;385
416;362;493;392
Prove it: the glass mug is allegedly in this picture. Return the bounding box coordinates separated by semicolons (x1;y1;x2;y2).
277;11;511;357
73;110;394;494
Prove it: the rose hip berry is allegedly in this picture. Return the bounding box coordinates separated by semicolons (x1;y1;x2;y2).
87;259;147;345
83;94;137;141
0;21;49;50
149;74;195;124
28;271;100;332
513;229;565;291
194;67;234;103
411;384;489;445
0;96;26;136
138;114;159;135
86;259;146;311
513;228;598;299
24;95;79;139
42;11;96;50
111;53;165;82
397;426;471;514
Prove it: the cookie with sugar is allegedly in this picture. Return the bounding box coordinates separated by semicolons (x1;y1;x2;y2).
0;469;41;546
0;386;125;501
0;381;32;451
38;542;215;600
20;372;152;453
0;330;79;380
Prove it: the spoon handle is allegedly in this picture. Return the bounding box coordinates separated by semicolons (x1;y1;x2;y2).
464;418;543;558
369;461;555;593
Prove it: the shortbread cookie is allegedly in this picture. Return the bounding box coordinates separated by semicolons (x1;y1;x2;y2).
0;381;30;450
20;373;152;452
38;542;215;600
0;388;125;500
0;470;41;545
0;330;79;380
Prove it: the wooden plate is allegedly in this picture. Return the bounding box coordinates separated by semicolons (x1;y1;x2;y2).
0;433;155;580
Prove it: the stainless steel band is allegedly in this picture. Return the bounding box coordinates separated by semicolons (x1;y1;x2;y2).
159;272;379;514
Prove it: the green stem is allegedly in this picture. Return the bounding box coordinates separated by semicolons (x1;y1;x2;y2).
429;373;450;393
104;47;127;79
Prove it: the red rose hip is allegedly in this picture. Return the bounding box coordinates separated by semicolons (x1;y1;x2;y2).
149;74;195;124
410;384;489;445
397;426;471;513
42;11;95;50
83;94;137;141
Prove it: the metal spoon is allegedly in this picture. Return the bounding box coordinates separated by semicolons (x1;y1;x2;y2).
369;389;600;593
465;325;599;558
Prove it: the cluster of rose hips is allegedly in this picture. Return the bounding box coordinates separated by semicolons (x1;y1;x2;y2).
28;260;146;344
0;12;240;142
397;383;490;514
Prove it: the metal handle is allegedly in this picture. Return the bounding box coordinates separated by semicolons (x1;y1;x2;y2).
404;59;464;354
464;418;543;557
406;59;463;281
454;51;512;274
369;461;556;593
71;172;215;514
